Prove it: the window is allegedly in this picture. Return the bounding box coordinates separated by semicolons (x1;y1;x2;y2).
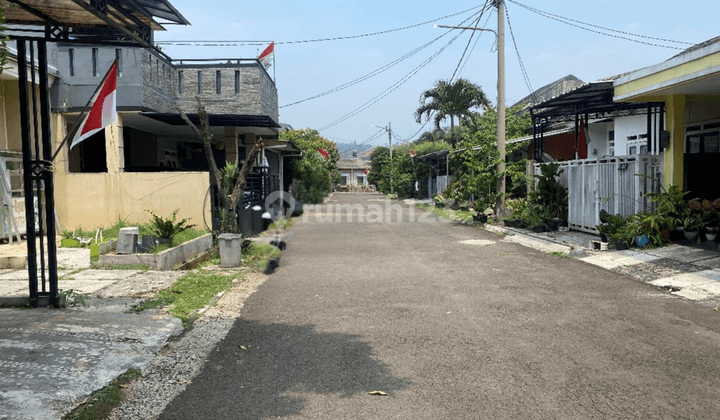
216;70;221;94
178;71;184;94
92;48;99;77
235;70;240;94
608;130;615;156
69;48;75;77
198;71;202;93
115;49;122;77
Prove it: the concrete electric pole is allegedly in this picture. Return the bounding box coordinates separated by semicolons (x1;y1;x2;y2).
434;0;506;219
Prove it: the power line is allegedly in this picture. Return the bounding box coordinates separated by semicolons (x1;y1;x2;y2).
504;2;535;103
507;0;690;50
155;4;484;47
318;25;469;132
280;10;485;109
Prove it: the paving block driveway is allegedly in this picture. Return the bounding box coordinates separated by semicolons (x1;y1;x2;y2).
159;193;720;420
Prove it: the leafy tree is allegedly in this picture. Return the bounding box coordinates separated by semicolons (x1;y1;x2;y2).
0;6;7;75
450;105;532;212
281;128;340;204
369;141;452;198
414;78;490;146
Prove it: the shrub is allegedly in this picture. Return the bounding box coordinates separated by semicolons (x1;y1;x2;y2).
145;209;196;239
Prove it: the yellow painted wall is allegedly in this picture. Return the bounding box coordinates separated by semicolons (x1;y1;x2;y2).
52;114;211;231
664;95;686;189
615;51;720;101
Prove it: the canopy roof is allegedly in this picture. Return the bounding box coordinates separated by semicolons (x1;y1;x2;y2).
2;0;189;46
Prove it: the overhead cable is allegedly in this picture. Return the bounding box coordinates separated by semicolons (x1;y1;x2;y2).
507;0;690;50
155;4;484;47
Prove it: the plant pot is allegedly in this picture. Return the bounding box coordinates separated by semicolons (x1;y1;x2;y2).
612;240;628;250
634;235;650;247
706;232;717;242
532;225;546;233
473;213;488;223
599;233;608;242
684;230;699;241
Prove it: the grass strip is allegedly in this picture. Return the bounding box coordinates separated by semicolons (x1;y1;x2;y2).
414;203;475;223
62;368;141;420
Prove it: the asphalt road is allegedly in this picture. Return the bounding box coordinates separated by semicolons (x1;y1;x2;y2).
159;193;720;419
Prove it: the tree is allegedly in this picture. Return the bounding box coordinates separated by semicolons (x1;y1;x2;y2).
0;6;7;75
280;129;340;204
414;78;490;146
450;105;532;212
180;100;264;234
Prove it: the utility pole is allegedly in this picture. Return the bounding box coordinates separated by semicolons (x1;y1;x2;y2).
434;0;506;218
389;122;393;194
496;0;506;218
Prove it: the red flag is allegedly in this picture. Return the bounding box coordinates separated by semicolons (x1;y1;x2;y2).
258;42;274;69
409;150;415;157
318;147;329;158
363;168;369;175
70;61;118;149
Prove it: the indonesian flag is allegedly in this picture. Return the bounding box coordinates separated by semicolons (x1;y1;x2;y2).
70;61;118;149
409;150;415;157
318;147;329;158
258;42;274;69
363;168;369;175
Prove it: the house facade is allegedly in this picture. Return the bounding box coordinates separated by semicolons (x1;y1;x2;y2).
48;44;293;231
614;36;720;200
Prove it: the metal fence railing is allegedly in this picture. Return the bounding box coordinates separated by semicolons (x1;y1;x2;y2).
534;154;663;233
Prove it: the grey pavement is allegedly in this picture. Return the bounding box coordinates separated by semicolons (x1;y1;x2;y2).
0;269;185;420
2;193;720;419
156;193;720;419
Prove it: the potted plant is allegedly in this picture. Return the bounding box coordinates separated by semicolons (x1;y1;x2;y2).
682;214;704;241
596;210;626;243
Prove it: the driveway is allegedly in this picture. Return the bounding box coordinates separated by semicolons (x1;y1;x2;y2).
157;193;720;419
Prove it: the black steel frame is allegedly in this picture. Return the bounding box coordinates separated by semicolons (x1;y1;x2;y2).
15;38;60;307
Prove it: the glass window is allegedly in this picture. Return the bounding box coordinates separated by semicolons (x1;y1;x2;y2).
69;48;75;76
92;48;98;77
703;133;719;153
216;70;221;94
178;71;184;94
688;135;701;153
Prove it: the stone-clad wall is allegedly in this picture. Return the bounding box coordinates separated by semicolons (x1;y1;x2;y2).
142;50;278;121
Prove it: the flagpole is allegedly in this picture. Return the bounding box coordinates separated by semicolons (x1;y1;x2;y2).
272;42;276;83
51;58;118;162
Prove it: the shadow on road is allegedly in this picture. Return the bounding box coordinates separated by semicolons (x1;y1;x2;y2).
159;320;411;419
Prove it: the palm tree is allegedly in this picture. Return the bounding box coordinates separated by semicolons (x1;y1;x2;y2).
414;78;490;146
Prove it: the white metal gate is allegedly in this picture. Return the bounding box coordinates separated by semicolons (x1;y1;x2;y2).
535;155;663;233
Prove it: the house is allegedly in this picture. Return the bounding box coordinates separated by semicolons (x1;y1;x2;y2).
47;36;299;234
336;155;371;191
614;36;720;200
519;77;666;232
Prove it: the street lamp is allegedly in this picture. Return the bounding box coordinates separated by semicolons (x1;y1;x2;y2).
434;0;506;218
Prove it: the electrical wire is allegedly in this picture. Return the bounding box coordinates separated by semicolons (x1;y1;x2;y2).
155;4;484;47
280;10;485;109
318;28;468;132
507;0;690;50
505;2;535;103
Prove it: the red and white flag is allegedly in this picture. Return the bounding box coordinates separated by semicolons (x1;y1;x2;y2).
70;61;118;149
318;147;329;158
258;42;274;69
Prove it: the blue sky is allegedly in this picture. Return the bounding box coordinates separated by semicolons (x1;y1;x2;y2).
155;1;720;147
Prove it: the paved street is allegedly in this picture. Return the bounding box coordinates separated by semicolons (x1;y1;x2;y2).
158;193;720;419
